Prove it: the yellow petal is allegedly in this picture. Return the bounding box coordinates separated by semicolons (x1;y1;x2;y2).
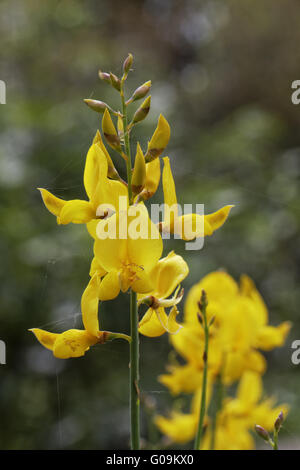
93;178;128;216
38;188;67;217
59;199;95;224
29;328;59;351
83;143;101;201
155;412;197;444
102;108;118;137
141;158;161;200
127;204;163;271
131;268;155;294
145;114;171;162
184;271;239;323
53;329;97;359
89;255;107;278
204;205;234;233
151;251;189;299
98;271;120;301
159;363;203;395
162;306;182;335
256;322;291;351
93;129;121;180
139;307;166;337
86;219;98;239
132;143;146;193
237;371;262;406
102;108;120;150
240;274;268;326
81;275;101;336
94;214;128;272
162;156;178;223
139;306;181;337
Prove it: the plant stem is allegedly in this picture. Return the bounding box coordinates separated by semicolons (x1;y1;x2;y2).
194;299;209;450
129;289;140;449
210;372;224;450
121;79;140;450
273;431;279;450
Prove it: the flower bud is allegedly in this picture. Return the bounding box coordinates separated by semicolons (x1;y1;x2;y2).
123;53;133;76
132;96;151;124
102;108;121;151
84;99;108;114
132;143;146;195
129;80;151;102
255;425;270;442
110;72;121;91
274;411;284;432
145;114;171;162
98;70;111;83
198;290;208;312
92;130;122;181
117;114;124;138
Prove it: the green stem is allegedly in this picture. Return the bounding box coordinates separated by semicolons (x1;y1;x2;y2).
121;78;140;450
273;431;278;450
194;302;209;450
210;372;224;450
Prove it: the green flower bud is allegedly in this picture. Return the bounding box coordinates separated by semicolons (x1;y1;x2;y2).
98;70;111;83
84;99;108;114
132;143;146;195
110;72;121;91
145;114;170;162
274;411;284;432
128;80;151;103
102;108;121;151
132;96;151;124
123;53;133;76
255;425;270;442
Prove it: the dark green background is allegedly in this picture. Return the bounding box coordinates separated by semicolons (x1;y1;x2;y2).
0;0;299;449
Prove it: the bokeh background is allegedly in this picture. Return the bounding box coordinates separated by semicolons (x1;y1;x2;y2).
0;0;299;449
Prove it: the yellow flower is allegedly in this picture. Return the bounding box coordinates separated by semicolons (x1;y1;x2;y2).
30;270;130;358
156;371;288;450
201;372;289;450
158;269;291;426
138;251;189;337
29;328;100;359
180;271;291;384
160;157;233;240
39;131;127;225
93;204;163;300
155;386;212;444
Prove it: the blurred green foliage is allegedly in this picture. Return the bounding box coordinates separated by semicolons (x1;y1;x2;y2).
0;0;299;449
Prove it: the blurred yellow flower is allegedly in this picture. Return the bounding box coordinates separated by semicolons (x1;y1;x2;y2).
156;271;291;450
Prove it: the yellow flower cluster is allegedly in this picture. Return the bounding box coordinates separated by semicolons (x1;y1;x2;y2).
156;271;291;449
30;63;233;359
